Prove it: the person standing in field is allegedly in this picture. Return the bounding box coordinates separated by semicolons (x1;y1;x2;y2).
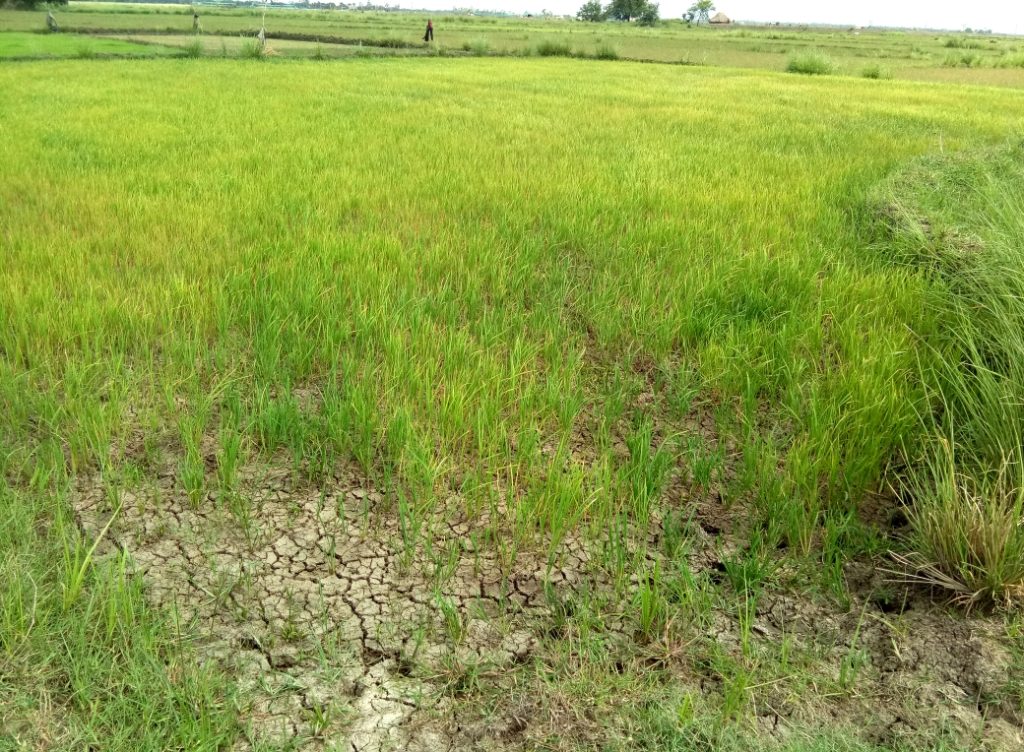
423;19;434;43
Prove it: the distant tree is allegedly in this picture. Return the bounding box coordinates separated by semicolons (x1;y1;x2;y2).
11;0;68;8
576;0;605;22
637;2;659;26
605;0;649;22
687;0;714;25
682;10;695;25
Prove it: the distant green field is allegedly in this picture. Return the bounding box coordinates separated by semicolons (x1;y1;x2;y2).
1;2;1023;86
0;29;170;58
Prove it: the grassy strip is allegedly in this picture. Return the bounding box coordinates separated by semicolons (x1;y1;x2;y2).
0;480;239;748
59;25;426;49
871;142;1024;607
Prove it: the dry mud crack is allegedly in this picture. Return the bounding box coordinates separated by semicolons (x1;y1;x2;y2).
72;465;581;750
72;457;1024;751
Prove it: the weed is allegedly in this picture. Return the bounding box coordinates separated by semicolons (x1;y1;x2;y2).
183;36;202;59
535;39;572;57
239;37;264;59
860;63;890;79
786;52;836;75
466;37;491;55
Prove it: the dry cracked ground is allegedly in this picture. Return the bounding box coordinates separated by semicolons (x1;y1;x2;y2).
71;411;1024;751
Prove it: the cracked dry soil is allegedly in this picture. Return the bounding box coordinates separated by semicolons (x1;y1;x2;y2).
72;463;586;751
72;447;1024;751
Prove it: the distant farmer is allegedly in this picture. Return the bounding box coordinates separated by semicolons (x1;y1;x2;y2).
257;26;266;52
192;11;201;32
423;19;433;43
46;10;59;33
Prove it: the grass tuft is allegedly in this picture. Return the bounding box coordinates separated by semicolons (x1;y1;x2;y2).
465;37;491;55
860;63;890;79
897;442;1024;608
238;37;264;59
183;36;202;59
535;39;573;57
786;52;835;75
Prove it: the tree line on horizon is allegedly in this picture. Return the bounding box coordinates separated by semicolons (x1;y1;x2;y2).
576;0;716;26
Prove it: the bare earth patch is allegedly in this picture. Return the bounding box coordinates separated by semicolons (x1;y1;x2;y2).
71;433;1023;751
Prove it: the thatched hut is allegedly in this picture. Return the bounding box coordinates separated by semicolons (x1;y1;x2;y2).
709;12;732;25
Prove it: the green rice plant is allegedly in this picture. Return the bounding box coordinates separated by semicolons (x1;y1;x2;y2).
685;435;722;491
216;428;242;503
435;594;465;645
722;533;776;597
786;52;835;75
635;564;669;641
624;417;674;525
60;493;122;610
838;607;869;693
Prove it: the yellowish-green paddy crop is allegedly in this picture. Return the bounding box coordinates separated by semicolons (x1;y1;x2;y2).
2;56;1024;750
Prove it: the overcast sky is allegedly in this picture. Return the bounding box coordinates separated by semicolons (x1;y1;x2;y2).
403;1;1022;33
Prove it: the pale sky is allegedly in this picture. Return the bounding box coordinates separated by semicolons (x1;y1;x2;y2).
400;1;1022;34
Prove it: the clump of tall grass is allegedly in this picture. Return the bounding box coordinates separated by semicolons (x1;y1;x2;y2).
594;42;619;60
860;63;890;79
75;43;96;60
875;144;1024;607
312;41;326;60
535;39;573;57
943;51;983;68
183;36;203;59
994;53;1024;69
465;37;491;55
785;52;835;75
895;443;1024;609
943;37;985;49
239;38;264;59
